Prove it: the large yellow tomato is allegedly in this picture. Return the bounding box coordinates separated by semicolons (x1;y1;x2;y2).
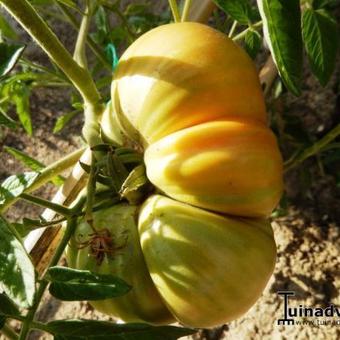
82;21;283;328
138;195;276;328
66;204;174;325
145;119;283;217
112;22;266;145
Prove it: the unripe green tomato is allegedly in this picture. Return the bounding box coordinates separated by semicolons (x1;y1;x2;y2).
66;204;174;325
112;22;266;145
145;119;283;217
138;195;276;328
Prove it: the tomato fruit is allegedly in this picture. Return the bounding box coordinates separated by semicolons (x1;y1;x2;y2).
145;119;283;217
100;100;125;146
107;21;283;217
82;21;283;328
112;22;266;145
138;195;276;328
66;204;174;325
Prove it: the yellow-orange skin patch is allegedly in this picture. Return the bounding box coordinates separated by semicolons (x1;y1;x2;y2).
145;119;283;217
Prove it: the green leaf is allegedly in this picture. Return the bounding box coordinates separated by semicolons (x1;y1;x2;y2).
302;8;338;86
313;0;339;9
0;216;35;308
47;267;131;301
105;44;119;71
53;110;80;133
120;165;150;204
11;83;33;135
0;172;39;208
0;43;25;78
91;5;111;46
0;15;18;40
29;0;54;5
213;0;253;25
244;29;262;59
257;0;303;96
94;5;108;36
47;320;196;340
4;146;44;171
0;108;17;129
90;143;112;152
115;147;143;165
0;293;21;317
107;154;129;192
4;146;64;186
56;0;78;10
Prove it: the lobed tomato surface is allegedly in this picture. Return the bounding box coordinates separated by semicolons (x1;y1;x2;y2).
75;21;284;328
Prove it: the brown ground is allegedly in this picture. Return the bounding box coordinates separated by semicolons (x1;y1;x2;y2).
0;2;339;340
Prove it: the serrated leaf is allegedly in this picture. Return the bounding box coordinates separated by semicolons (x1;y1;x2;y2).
0;293;21;317
0;217;35;308
0;43;25;78
313;0;339;9
257;0;303;96
47;320;196;340
244;29;262;59
0;172;39;207
302;8;338;86
0;15;18;40
213;0;253;25
0;109;17;129
47;267;131;301
53;110;80;133
5;146;44;171
4;146;64;186
11;83;33;135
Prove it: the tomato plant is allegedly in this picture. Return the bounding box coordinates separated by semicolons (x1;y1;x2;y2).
0;0;339;339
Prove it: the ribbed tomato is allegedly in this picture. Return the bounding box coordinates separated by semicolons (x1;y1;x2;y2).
66;204;173;325
112;22;266;145
145;119;283;217
84;21;283;328
100;102;125;146
138;195;276;328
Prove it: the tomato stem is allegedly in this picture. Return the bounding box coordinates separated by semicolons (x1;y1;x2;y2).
0;0;101;106
284;123;340;172
20;193;73;217
0;0;105;149
232;21;263;41
73;0;93;69
56;3;112;70
181;0;192;22
168;0;181;23
228;20;238;38
18;217;78;340
85;156;99;233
